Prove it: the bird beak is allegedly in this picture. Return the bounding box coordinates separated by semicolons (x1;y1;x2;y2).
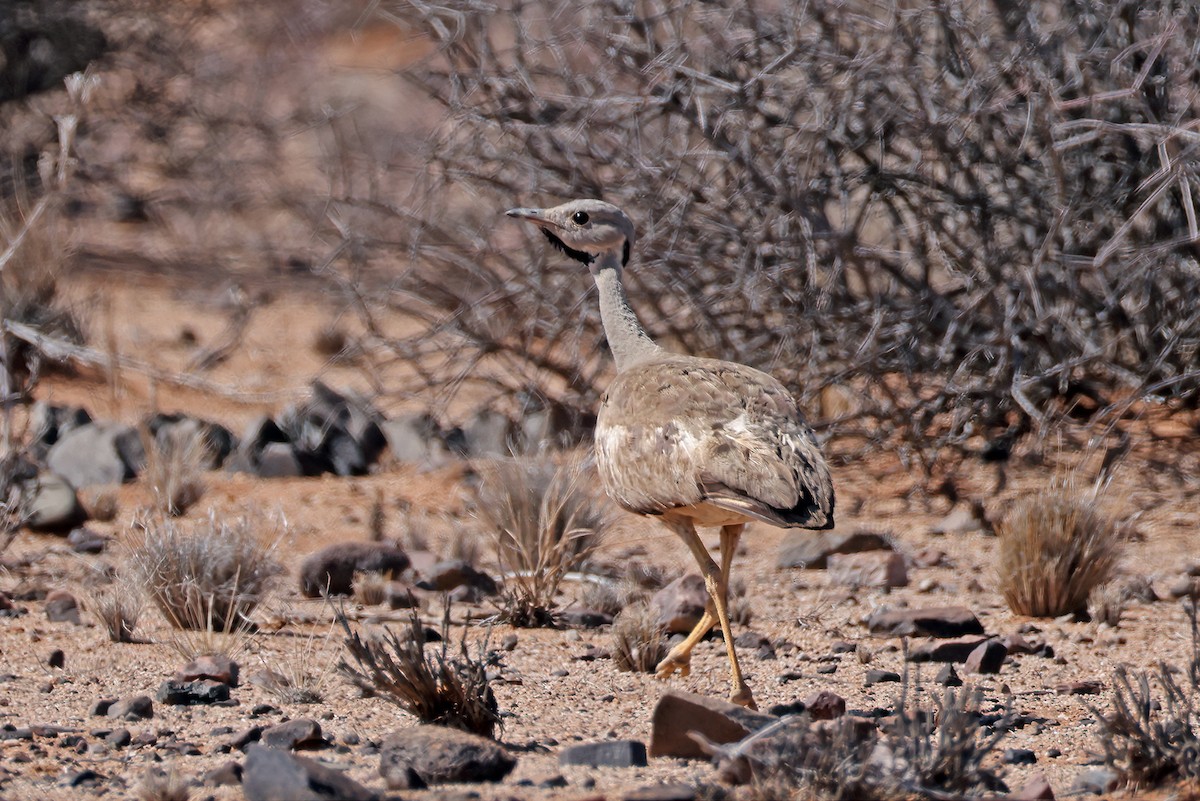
506;207;561;229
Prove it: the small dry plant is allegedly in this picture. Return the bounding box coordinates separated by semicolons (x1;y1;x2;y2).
87;581;144;643
129;513;281;646
145;426;207;517
747;684;1008;800
1089;581;1129;628
996;486;1121;617
338;603;500;738
1091;601;1200;790
136;766;191;801
259;616;340;705
612;601;668;673
353;571;387;606
480;456;609;627
580;577;646;617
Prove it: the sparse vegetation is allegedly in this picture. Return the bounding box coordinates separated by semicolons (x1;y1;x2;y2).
997;487;1121;617
338;603;500;738
353;571;387;607
87;581;143;643
580;577;645;618
612;601;668;673
135;766;191;801
746;685;1008;800
1092;601;1200;790
259;617;340;705
479;457;609;627
1089;581;1129;628
129;514;281;634
145;426;207;517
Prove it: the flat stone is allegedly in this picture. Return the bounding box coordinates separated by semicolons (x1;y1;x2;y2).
23;472;85;532
864;669;902;685
1004;748;1038;765
1055;680;1103;695
415;560;497;595
649;689;777;759
260;718;325;750
204;760;244;787
930;504;988;535
622;784;697;801
558;739;647;768
828;551;908;588
243;744;379;801
909;636;994;663
1014;773;1056;800
66;526;108;553
935;664;963;686
46;422;144;488
257;442;303;478
379;725;515;787
867;606;985;638
651;574;709;634
776;528;892;569
156;679;231;706
107;695;153;721
176;654;240;686
1072;768;1118;795
560;608;613;628
965;639;1008;674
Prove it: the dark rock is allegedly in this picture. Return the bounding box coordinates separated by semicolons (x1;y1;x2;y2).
867;606;985;638
802;689;846;720
299;542;411;597
558;740;647;768
864;669;902;685
935;664;963;687
176;654;240;686
965;639;1008;674
911;547;948;568
68;769;103;787
147;412;236;469
1055;680;1103;696
229;725;265;750
649;689;776;759
776;528;892;569
66;526;108;553
622;784;697;801
384;581;419;609
560;608;614;628
279;382;387;476
909;636;994;663
105;728;131;748
46;422;144;488
29;402;92;459
1168;575;1200;600
47;649;65;669
379;725;516;787
651;574;710;634
205;760;244;786
22;472;85;532
44;589;81;624
828;551;908;588
415;559;497;595
156;679;231;706
107;695;153;721
243;744;379;801
261;718;326;750
90;699;115;717
1004;748;1037;765
0;13;106;103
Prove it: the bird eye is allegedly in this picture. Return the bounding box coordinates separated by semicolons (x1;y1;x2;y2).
571;211;590;225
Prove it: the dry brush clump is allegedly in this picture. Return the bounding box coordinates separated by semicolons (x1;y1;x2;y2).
1091;601;1200;790
337;604;500;738
479;456;610;627
145;426;208;517
996;486;1121;617
129;514;281;637
315;0;1200;478
611;601;668;673
87;581;144;643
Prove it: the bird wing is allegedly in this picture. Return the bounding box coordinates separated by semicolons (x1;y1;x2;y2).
595;356;834;529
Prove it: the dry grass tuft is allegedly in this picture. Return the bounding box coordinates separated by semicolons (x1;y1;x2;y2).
997;487;1121;617
87;582;143;643
145;426;207;517
479;456;609;627
1092;601;1200;789
135;766;191;801
1089;581;1129;628
259;616;340;705
353;571;387;606
82;487;120;523
580;577;645;617
337;603;500;738
129;514;281;638
611;601;667;673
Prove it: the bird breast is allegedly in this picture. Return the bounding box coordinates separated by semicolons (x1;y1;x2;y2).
593;356;827;519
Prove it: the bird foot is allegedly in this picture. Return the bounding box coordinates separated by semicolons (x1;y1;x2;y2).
730;685;757;710
654;654;691;680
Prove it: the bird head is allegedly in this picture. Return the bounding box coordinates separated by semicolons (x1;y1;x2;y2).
506;199;635;271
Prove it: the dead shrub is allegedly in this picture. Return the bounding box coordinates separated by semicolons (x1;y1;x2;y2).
353;571;387;606
145;426;207;517
259;616;340;705
997;488;1121;617
1091;601;1200;789
82;487;120;523
135;766;191;801
129;514;281;634
1089;581;1129;628
479;456;609;627
612;601;667;673
580;577;645;618
337;603;500;738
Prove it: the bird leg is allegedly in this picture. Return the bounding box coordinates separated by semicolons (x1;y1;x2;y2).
654;607;715;679
660;519;756;709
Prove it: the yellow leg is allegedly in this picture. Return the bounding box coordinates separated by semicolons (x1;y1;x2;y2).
659;520;755;709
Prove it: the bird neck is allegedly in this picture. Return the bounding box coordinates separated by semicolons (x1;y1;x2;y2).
592;254;661;372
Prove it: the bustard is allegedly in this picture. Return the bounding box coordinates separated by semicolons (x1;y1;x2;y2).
507;199;835;709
